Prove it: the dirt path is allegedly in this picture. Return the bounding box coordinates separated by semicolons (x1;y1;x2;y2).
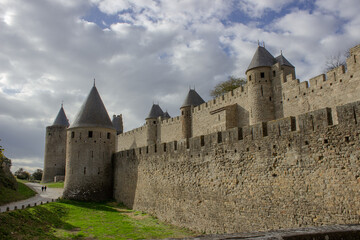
0;182;63;213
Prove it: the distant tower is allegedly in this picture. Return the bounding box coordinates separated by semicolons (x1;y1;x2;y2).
246;45;276;125
63;84;116;201
112;114;123;135
145;104;164;145
180;89;205;139
42;104;69;183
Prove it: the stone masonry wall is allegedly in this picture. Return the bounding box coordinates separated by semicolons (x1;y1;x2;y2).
116;125;147;151
113;101;360;234
159;116;182;143
281;44;360;120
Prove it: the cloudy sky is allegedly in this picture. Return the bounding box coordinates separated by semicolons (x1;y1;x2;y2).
0;0;359;173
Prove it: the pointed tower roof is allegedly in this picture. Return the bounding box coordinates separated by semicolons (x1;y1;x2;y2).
181;89;205;108
146;104;164;119
163;111;171;119
69;85;114;129
52;104;69;127
246;46;276;73
275;54;294;68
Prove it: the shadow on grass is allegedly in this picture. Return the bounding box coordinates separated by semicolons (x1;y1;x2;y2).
0;203;77;240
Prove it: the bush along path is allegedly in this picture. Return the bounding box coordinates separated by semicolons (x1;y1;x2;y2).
0;182;63;213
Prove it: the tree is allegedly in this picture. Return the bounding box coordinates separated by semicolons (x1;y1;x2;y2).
210;76;246;98
32;169;43;181
324;50;350;72
14;168;30;180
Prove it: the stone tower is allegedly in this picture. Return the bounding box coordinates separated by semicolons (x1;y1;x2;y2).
42;104;69;183
145;104;164;145
180;89;205;139
112;114;123;135
63;84;116;201
246;46;276;125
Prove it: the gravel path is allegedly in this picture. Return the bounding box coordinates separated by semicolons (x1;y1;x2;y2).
0;182;63;213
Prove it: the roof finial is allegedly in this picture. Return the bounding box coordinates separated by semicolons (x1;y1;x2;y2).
263;41;265;48
281;50;283;55
194;85;195;90
61;100;63;108
257;40;260;46
93;78;96;87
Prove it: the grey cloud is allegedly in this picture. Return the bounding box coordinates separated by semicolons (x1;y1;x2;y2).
0;0;359;172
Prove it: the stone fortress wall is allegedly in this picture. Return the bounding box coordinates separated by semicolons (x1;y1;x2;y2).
281;44;360;122
113;101;360;233
116;45;360;145
112;44;360;233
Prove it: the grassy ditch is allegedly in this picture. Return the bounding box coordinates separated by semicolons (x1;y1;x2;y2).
0;180;36;205
0;200;196;240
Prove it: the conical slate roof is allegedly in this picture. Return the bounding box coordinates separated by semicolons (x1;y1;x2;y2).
275;54;294;68
181;89;205;108
52;105;69;127
163;111;171;119
246;46;276;73
70;86;114;129
146;104;164;119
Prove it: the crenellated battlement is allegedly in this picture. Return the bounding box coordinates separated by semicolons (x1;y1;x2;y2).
116;101;360;158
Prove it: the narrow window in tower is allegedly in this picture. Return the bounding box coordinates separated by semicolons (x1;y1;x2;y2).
201;135;205;146
182;111;184;115
79;132;82;139
174;141;177;151
99;132;102;138
273;71;276;77
71;131;75;138
88;131;93;138
163;143;166;152
249;75;252;81
107;132;110;139
217;132;222;143
84;167;86;175
333;72;336;81
354;55;357;63
261;85;263;96
260;72;265;78
48;132;51;136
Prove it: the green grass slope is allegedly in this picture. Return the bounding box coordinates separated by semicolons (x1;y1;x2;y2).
0;200;196;240
0;180;36;205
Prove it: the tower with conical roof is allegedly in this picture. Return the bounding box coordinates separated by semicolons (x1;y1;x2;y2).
180;89;205;139
246;45;296;124
63;84;116;201
246;45;277;125
145;104;164;145
42;104;69;183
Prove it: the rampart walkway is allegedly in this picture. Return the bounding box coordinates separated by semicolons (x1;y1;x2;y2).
0;182;63;213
